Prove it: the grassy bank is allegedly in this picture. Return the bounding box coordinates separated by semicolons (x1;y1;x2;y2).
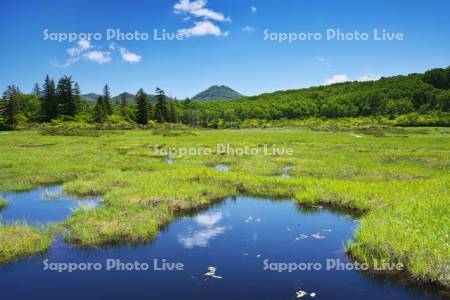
0;223;51;264
0;127;448;287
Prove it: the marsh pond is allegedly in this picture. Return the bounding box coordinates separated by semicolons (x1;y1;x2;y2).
0;187;446;300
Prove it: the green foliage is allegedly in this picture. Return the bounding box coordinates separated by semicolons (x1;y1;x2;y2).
1;85;20;129
423;66;450;90
94;96;106;123
56;75;79;117
40;75;58;122
192;85;243;100
39;120;100;136
0;223;52;263
4;67;450;130
136;88;150;125
102;84;112;115
177;68;449;127
155;87;169;123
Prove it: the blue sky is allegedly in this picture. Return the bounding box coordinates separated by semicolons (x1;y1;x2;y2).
0;0;449;98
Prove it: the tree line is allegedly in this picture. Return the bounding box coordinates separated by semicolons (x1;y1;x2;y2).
1;66;449;130
0;75;177;129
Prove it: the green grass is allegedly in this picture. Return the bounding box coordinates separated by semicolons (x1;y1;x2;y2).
0;199;7;210
0;127;448;287
0;223;52;264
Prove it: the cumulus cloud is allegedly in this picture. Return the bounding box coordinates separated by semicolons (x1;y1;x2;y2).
174;0;230;37
109;43;142;63
53;40;142;67
250;6;257;13
174;0;230;22
242;25;254;32
178;20;228;37
54;40;113;67
324;74;349;85
83;50;111;64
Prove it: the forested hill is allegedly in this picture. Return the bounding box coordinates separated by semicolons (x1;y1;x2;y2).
192;85;243;100
0;67;449;129
184;67;450;122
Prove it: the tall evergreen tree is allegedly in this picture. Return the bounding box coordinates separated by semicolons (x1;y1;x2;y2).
136;88;149;125
32;83;41;96
94;96;106;123
41;75;57;122
0;100;6;129
119;93;127;116
56;75;78;116
168;101;178;123
155;87;169;123
103;84;112;115
2;85;20;129
72;82;82;113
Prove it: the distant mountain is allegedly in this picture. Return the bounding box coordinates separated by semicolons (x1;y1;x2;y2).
192;85;243;101
112;92;136;104
81;93;101;100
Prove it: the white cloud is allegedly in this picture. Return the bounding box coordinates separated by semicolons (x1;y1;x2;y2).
324;74;349;85
174;0;230;22
119;48;142;63
53;39;109;67
109;43;142;63
178;20;228;37
357;73;380;81
251;6;257;13
242;25;254;32
83;50;111;64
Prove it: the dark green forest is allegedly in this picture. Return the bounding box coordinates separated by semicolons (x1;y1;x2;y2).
1;66;449;130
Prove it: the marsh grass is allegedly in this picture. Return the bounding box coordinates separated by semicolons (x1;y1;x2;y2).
0;223;52;264
0;199;7;210
0;128;448;287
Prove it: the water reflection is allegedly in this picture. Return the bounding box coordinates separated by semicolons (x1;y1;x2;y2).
0;185;102;224
177;212;228;248
0;195;445;300
215;164;230;172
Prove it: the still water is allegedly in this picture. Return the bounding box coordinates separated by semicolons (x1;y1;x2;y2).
0;186;101;225
0;191;445;300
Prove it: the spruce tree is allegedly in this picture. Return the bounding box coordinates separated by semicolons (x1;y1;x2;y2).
136;89;149;125
32;83;41;96
0;100;6;129
2;85;20;129
41;75;57;122
56;75;78;116
120;94;127;116
168;101;177;123
103;84;112;115
94;96;106;123
155;87;168;123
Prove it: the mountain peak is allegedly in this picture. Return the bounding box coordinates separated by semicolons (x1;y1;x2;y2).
192;85;243;101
